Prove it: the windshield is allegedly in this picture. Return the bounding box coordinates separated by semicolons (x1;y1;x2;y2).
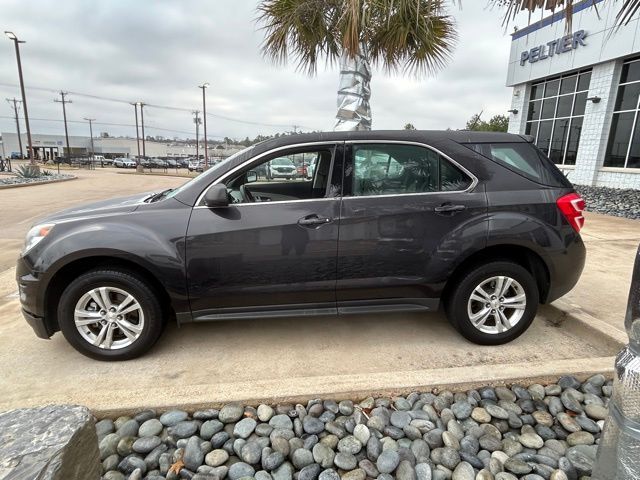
165;146;254;200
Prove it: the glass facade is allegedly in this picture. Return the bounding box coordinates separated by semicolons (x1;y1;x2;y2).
525;70;591;165
605;57;640;168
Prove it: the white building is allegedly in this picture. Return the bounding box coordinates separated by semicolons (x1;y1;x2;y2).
1;132;243;160
507;0;640;188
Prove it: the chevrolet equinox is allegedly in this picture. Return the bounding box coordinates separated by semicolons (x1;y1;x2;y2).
17;131;586;360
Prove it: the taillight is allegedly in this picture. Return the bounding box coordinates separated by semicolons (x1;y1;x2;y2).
557;192;586;233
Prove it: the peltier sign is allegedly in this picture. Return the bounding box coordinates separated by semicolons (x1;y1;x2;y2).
520;30;587;66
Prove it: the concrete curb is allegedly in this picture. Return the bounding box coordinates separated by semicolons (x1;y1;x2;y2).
0;176;77;190
91;356;616;419
86;303;624;418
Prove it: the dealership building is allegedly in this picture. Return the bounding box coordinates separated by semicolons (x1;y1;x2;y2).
0;133;242;160
507;0;640;188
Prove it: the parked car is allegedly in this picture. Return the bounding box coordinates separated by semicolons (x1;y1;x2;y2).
267;157;296;180
148;158;166;168
188;159;203;172
17;130;586;360
113;157;136;168
176;158;190;168
165;159;178;168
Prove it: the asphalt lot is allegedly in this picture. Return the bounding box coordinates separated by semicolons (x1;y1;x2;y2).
0;168;635;413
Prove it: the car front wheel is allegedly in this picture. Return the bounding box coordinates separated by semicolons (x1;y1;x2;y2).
445;261;539;345
57;268;164;360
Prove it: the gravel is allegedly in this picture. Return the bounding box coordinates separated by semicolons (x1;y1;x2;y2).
97;376;610;480
575;185;640;220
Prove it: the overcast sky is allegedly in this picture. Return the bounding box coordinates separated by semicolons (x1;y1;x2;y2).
0;0;525;141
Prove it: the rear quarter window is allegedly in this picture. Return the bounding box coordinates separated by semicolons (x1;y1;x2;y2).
463;142;572;188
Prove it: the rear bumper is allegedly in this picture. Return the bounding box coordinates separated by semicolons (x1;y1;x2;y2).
545;233;586;303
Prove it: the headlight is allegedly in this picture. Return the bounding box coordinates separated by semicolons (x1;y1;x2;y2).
23;223;55;255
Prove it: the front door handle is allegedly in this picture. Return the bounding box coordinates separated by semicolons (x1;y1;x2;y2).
298;214;333;227
434;204;466;214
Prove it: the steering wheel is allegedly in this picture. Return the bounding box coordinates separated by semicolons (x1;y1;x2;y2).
239;184;255;203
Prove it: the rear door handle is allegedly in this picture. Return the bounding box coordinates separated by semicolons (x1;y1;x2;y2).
434;204;466;214
298;214;333;227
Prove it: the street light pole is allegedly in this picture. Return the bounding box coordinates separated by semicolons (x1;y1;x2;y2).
5;31;34;167
139;102;146;159
5;98;23;158
132;103;141;165
54;91;72;173
198;83;209;169
84;117;96;167
193;110;200;162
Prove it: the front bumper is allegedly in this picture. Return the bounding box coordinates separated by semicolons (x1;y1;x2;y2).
21;308;51;339
16;255;53;339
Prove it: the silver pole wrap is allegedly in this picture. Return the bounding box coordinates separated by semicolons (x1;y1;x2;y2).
593;245;640;479
334;44;372;131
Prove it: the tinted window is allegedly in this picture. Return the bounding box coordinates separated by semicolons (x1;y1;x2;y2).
577;72;591;91
464;142;572;187
606;112;635;167
351;144;471;196
621;59;640;84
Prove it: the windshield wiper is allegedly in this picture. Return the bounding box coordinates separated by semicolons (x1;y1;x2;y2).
146;189;173;203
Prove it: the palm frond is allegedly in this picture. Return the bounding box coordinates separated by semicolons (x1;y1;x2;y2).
256;0;342;75
365;0;457;76
493;0;640;29
256;0;456;77
617;0;640;24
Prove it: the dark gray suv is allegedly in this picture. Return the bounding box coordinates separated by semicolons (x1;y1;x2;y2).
16;130;586;360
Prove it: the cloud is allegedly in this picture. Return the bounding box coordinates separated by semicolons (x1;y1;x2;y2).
0;0;514;140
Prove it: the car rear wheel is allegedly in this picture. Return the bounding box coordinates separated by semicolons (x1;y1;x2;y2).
445;261;539;345
58;268;164;360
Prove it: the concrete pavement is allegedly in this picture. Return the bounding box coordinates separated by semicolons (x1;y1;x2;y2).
0;169;636;414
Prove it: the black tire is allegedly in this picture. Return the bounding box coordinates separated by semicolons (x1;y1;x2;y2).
57;268;165;361
444;261;539;345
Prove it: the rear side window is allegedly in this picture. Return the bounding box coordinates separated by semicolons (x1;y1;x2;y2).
352;144;473;196
464;142;572;187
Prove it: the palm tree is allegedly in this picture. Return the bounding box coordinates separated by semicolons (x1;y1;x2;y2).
256;0;456;131
494;0;639;27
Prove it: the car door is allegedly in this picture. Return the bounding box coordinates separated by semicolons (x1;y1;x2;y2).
336;141;487;311
185;143;344;320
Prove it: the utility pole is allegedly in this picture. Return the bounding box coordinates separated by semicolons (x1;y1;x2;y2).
198;83;209;169
84;118;96;167
132;103;141;165
5;98;23;158
139;102;146;159
54;91;72;173
193;110;201;162
5;32;34;167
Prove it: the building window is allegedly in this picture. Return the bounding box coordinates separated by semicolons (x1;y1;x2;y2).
525;69;591;165
605;57;640;168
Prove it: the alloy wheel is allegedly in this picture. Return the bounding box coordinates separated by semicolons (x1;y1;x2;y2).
73;286;145;349
466;275;527;334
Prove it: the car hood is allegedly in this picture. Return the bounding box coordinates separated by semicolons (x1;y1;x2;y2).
37;192;152;224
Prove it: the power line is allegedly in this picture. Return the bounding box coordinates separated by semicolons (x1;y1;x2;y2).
0;115;226;138
0;81;315;130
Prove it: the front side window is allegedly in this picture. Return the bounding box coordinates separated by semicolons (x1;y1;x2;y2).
525;69;591;165
605;57;640;168
223;147;335;203
351;144;472;196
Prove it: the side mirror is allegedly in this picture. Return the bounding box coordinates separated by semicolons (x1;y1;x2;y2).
246;171;258;183
203;183;229;208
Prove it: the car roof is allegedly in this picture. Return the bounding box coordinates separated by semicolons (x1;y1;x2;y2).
252;130;528;155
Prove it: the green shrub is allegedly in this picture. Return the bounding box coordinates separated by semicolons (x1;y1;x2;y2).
16;165;41;178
